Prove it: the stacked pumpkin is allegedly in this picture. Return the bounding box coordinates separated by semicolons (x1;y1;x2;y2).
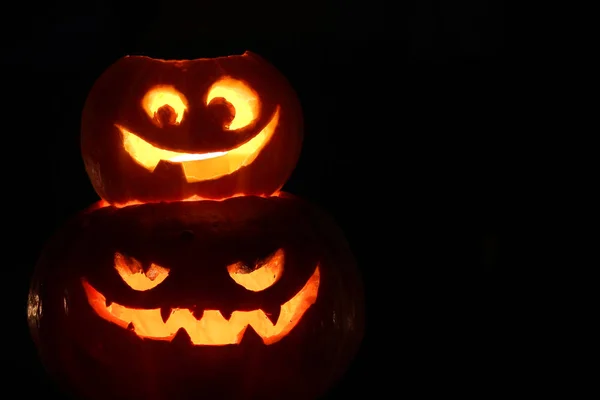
27;52;364;400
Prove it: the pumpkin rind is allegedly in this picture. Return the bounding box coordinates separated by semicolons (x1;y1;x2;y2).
81;52;303;205
28;195;364;400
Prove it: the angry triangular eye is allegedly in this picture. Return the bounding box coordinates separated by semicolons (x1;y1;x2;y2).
227;249;284;292
114;252;170;291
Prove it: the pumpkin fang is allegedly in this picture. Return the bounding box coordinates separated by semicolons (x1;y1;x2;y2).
81;265;319;346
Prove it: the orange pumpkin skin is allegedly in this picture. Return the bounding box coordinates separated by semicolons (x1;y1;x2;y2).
81;52;303;205
28;196;364;400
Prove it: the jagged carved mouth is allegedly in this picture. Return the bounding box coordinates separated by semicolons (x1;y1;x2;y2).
80;250;319;346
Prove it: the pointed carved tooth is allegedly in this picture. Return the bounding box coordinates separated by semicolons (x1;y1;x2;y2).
127;322;135;331
171;328;193;346
240;325;266;345
263;305;281;325
160;307;172;323
219;307;234;321
105;297;113;307
191;307;204;320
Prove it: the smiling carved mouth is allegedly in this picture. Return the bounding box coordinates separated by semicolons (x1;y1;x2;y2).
116;108;279;183
81;265;319;346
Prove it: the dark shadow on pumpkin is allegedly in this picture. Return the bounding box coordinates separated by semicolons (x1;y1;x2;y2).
28;196;364;400
81;53;303;204
80;261;320;346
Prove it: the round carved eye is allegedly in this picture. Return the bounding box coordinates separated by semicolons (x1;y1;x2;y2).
114;252;170;291
227;249;284;292
206;77;260;130
142;86;188;127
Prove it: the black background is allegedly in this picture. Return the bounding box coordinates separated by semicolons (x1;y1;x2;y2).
4;1;506;398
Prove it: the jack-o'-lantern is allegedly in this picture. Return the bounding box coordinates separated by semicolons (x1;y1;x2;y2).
81;52;303;205
28;196;364;400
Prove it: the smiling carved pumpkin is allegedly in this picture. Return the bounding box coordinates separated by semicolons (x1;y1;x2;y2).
81;52;303;205
28;196;364;400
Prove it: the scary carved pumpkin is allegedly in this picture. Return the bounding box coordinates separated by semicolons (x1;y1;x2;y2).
81;52;303;205
28;196;364;400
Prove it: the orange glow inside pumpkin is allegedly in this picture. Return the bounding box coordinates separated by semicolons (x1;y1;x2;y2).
114;252;170;291
141;86;188;125
227;249;284;292
89;192;280;210
205;77;260;130
81;250;320;345
118;77;279;183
